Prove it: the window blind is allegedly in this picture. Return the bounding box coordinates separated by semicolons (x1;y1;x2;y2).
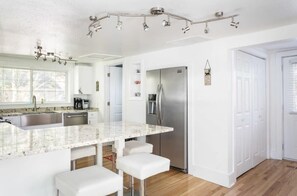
288;63;297;113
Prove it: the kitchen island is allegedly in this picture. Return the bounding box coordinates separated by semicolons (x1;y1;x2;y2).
0;121;173;196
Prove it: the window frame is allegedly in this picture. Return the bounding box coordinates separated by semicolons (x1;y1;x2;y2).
0;66;70;105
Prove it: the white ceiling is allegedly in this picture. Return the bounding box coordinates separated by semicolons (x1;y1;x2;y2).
0;0;297;61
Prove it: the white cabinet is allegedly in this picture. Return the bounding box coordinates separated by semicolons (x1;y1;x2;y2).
88;112;98;125
2;116;21;127
74;65;94;94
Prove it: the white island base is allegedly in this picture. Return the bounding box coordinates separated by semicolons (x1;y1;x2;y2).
0;149;70;196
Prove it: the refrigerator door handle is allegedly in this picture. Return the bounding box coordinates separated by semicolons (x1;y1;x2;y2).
159;84;163;124
156;84;161;125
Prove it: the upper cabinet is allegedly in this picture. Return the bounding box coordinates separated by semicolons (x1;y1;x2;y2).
74;65;94;94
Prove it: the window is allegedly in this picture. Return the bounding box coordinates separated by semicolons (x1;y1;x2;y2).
33;70;67;102
0;67;68;104
0;68;31;103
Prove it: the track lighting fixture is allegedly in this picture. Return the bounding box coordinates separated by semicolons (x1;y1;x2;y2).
230;17;239;28
87;7;239;37
34;42;76;65
182;21;190;34
162;15;171;27
143;16;149;31
204;22;209;34
116;16;123;30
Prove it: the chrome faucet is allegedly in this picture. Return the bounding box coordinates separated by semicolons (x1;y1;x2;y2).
32;95;37;112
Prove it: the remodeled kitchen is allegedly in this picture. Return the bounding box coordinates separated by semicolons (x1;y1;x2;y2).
1;1;297;196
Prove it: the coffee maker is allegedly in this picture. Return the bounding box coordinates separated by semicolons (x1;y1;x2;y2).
74;98;83;110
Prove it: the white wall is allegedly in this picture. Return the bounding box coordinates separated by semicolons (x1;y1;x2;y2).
93;23;297;187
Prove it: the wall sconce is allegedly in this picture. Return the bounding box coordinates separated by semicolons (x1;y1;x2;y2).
204;59;211;85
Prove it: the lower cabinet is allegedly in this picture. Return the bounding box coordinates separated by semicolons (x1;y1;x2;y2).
88;112;98;125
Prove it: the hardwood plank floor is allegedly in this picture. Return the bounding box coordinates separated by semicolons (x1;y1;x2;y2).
76;146;297;196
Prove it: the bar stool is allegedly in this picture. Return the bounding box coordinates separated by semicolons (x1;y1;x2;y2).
116;153;170;196
111;140;153;169
71;145;97;170
55;166;122;196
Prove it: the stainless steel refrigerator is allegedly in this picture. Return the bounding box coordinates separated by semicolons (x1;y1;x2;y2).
146;66;188;172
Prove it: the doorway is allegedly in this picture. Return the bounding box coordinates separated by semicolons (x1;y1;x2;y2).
283;56;297;161
105;64;123;122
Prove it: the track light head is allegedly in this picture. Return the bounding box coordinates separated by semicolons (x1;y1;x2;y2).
143;17;149;31
58;59;62;64
43;55;47;61
64;61;67;66
87;31;93;38
93;22;102;32
230;17;239;28
143;22;149;31
162;15;171;27
162;20;170;27
116;16;123;30
52;57;56;62
182;21;190;33
204;23;209;34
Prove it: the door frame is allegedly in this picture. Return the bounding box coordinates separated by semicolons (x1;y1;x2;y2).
272;50;297;159
104;63;124;122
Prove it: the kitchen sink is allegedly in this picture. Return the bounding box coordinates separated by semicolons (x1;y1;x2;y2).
20;112;62;127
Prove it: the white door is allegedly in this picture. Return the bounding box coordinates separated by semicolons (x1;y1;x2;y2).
235;51;267;177
109;67;122;122
283;56;297;160
235;51;253;177
252;57;267;166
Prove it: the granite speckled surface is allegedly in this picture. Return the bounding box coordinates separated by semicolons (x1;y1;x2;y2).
0;121;173;160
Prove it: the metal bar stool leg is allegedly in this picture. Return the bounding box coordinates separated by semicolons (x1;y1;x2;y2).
140;180;145;196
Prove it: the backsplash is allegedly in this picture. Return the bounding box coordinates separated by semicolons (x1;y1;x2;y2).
0;106;98;116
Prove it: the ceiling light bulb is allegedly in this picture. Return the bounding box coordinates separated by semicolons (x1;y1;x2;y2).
143;17;149;31
204;23;209;34
182;21;190;33
116;16;123;30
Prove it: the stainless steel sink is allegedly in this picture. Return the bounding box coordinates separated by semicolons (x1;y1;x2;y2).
20;112;62;127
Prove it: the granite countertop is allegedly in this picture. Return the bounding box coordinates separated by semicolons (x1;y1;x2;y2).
0;122;173;160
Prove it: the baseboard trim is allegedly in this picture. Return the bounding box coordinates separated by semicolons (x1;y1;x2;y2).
190;165;236;188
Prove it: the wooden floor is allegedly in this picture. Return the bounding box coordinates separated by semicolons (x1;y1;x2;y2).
75;146;297;196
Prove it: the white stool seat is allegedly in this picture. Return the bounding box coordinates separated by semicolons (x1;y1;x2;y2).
112;141;153;156
55;166;122;196
71;145;96;161
116;152;170;180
